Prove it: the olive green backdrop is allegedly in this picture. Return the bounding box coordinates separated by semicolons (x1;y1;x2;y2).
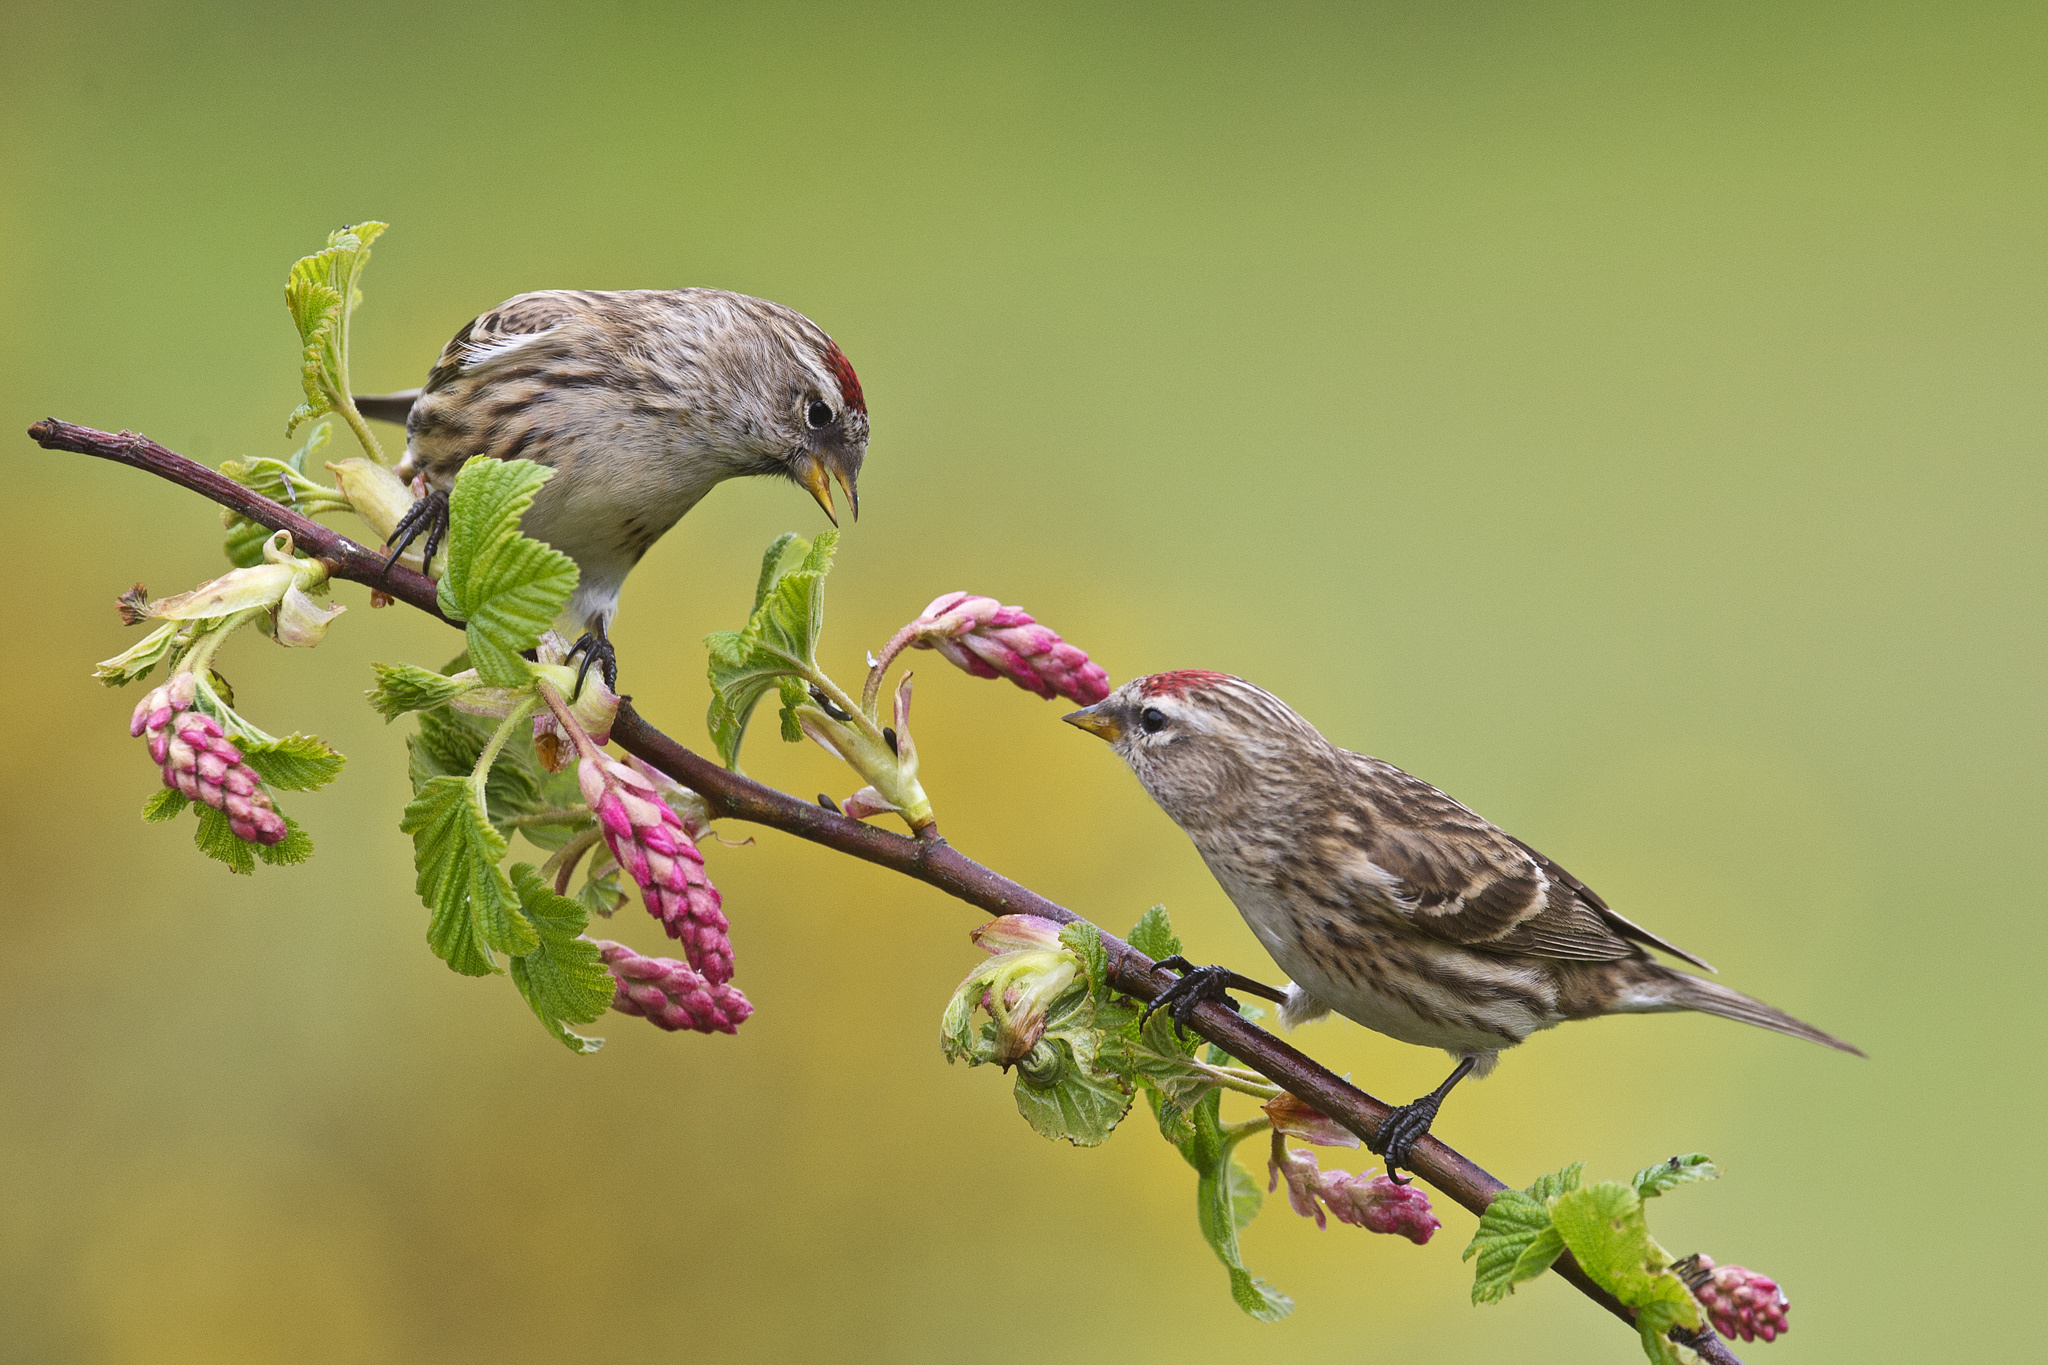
3;2;2039;1361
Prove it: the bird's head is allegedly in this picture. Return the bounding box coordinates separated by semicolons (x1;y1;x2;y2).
670;291;869;524
1063;671;1331;824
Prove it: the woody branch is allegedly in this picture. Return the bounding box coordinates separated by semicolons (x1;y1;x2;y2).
25;417;1744;1365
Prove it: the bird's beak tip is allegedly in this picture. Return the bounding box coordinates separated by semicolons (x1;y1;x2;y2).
795;453;839;526
1063;705;1121;741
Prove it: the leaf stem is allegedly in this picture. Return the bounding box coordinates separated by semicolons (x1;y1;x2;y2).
470;696;541;804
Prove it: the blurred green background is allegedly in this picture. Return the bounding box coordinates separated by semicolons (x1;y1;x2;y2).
3;1;2040;1360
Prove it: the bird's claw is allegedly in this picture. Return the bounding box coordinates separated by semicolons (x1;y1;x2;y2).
565;631;617;697
1368;1097;1444;1185
382;487;449;576
1141;955;1288;1039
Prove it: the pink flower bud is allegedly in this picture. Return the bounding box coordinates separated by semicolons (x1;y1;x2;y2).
881;592;1110;705
135;678;287;846
970;915;1067;955
1685;1256;1790;1343
1267;1138;1438;1243
1261;1091;1361;1149
578;752;733;983
595;940;752;1034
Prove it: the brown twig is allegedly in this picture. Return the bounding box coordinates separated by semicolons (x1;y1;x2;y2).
29;417;1745;1365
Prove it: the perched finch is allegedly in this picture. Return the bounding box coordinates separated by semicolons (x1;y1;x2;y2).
1065;671;1861;1178
359;288;868;686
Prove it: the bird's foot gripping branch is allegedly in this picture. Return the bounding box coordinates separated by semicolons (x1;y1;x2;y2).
39;220;1801;1364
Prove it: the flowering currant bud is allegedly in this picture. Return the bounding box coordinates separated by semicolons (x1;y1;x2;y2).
873;592;1110;706
578;752;733;983
969;915;1067;955
1267;1137;1439;1244
1684;1255;1790;1343
595;940;752;1034
151;699;288;845
1261;1091;1361;1149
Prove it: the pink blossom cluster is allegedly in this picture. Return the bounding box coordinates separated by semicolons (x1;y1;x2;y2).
596;940;752;1034
1688;1256;1790;1343
131;673;286;845
578;752;733;982
1268;1144;1440;1244
903;593;1110;705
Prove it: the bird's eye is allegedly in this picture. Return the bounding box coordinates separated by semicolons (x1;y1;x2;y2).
806;400;834;429
1140;707;1168;734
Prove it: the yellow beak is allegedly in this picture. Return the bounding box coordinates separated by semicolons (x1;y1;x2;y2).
794;448;861;526
1062;703;1123;741
794;451;839;526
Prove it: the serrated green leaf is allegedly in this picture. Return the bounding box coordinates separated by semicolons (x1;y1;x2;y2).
1010;1031;1133;1146
399;775;537;976
1142;1053;1291;1321
95;622;180;687
407;707;544;825
1548;1181;1699;1336
1059;920;1109;1001
222;518;275;569
142;789;189;823
284;223;386;456
704;530;837;767
1226;1159;1264;1231
1527;1161;1585;1203
776;675;807;743
254;816;314;866
1633;1153;1718;1199
1465;1189;1562;1304
368;662;467;720
436;457;578;685
1635;1298;1690;1365
193;805;257;875
578;850;629;917
508;864;612;1054
239;733;345;791
1127;903;1181;961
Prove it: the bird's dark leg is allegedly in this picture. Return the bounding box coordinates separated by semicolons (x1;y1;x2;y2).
1370;1055;1478;1184
1142;955;1291;1039
382;487;449;576
565;624;617;698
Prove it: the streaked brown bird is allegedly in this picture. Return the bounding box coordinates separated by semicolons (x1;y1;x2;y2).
359;288;868;686
1064;670;1861;1179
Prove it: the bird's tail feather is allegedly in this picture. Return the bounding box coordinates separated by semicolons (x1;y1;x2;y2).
354;389;420;424
1640;967;1864;1056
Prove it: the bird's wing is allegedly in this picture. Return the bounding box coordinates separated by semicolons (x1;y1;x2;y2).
422;291;597;394
1329;752;1663;963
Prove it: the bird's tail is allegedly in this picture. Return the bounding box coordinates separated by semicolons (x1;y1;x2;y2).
354;389;420;425
1631;965;1865;1056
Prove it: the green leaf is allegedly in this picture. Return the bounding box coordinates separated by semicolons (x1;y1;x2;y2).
254;816;314;866
1058;920;1109;1000
193;805;256;875
436;456;578;686
1527;1161;1585;1203
1635;1298;1691;1365
407;707;544;826
1152;1082;1292;1321
775;675;807;743
399;774;538;976
222;518;275;569
1548;1181;1699;1335
239;733;345;792
1465;1189;1564;1304
368;662;467;720
704;530;838;767
508;864;612;1054
142;789;189;823
1127;903;1181;961
1226;1159;1265;1231
284;223;386;450
1010;1030;1134;1147
95;622;180;687
1633;1153;1718;1199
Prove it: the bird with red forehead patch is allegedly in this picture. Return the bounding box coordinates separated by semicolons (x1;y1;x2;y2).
1064;671;1860;1180
359;288;870;689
